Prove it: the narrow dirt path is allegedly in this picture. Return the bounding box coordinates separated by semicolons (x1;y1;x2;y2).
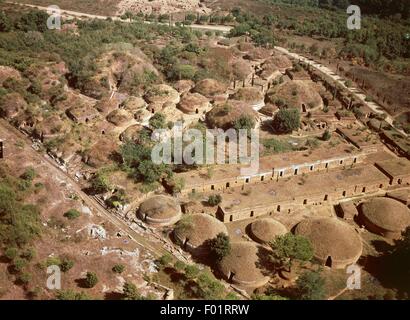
275;46;408;137
7;2;233;33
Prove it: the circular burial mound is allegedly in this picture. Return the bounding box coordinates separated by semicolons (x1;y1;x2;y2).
143;84;180;106
359;197;410;239
192;78;228;99
264;54;292;70
138;195;181;227
231;87;264;107
119;124;150;142
174;214;228;255
295;218;362;269
231;59;253;81
106;109;132;126
177;93;210;115
266;81;323;111
218;242;270;288
249;218;287;244
173;79;194;94
259;103;279;116
244;47;271;61
206;100;258;130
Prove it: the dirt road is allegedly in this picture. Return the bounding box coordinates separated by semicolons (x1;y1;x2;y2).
7;2;233;33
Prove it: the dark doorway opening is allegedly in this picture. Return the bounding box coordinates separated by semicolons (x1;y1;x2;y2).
325;256;332;268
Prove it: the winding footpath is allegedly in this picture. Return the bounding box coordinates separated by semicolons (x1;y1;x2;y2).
275;46;408;137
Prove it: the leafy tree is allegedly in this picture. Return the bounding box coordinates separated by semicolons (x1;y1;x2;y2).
56;290;92;300
269;234;313;272
16;10;49;32
157;44;180;68
322;130;332;141
0;181;42;247
63;209;81;220
20;167;36;182
174;260;187;271
207;194;222;206
184;264;200;280
272;108;301;133
149;112;166;129
18;272;32;285
169;64;196;81
296;270;326;300
120;141;151;169
84;272;98;288
156;253;172;268
122;282;143;300
60;258;74;272
0;11;12;32
184;43;202;54
119;140;172;186
90;170;111;194
137;160;171;184
21;248;36;261
12;257;27;273
193;271;225;300
207;233;231;261
112;264;125;274
233;115;256;132
4;247;18;260
253;29;276;48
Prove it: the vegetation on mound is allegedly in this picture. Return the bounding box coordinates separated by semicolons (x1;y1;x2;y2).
269;234;314;272
207;233;231;262
119;140;173;188
271;108;301;133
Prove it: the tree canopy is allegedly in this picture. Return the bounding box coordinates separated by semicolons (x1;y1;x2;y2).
269;233;314;272
207;233;231;262
272;108;301;133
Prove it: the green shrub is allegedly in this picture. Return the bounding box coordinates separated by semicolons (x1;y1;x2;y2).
18;272;32;285
208;194;222;206
60;258;74;272
156;253;172;267
207;233;231;262
272;108;301;133
84;272;98;288
63;209;81;220
21;248;36;261
12;258;27;273
20;167;36;181
322;130;332;141
4;247;19;260
56;290;92;300
112;264;125;274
